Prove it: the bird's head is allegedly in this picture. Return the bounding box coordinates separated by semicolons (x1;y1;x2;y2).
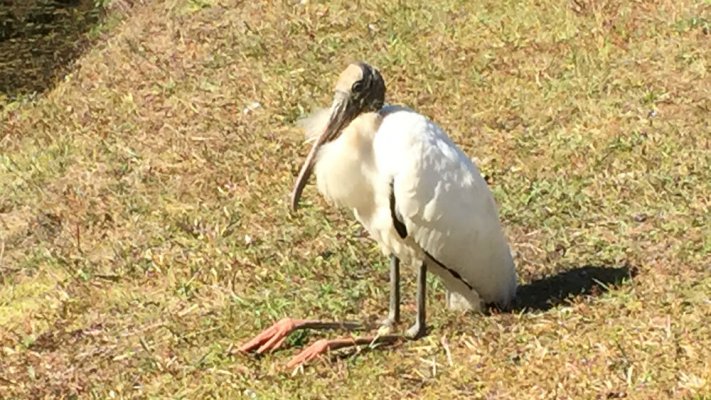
290;62;386;211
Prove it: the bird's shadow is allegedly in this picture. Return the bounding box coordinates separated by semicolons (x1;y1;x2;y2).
320;264;636;365
498;264;636;313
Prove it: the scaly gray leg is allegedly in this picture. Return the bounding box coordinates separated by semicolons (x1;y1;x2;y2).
405;262;427;339
381;255;400;329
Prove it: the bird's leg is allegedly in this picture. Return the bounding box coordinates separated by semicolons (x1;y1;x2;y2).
388;255;401;324
286;334;401;369
239;318;363;354
405;262;427;339
380;255;401;332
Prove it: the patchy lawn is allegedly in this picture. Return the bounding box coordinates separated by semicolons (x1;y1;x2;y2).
1;0;709;398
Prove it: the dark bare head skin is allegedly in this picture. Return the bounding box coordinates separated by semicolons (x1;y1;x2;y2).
290;62;386;211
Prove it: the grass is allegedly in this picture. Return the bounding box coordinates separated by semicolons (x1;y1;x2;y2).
0;0;709;398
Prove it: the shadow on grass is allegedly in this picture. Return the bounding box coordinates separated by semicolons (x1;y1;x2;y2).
0;0;103;99
507;265;636;313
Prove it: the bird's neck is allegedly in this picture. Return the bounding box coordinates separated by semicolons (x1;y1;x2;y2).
313;112;383;212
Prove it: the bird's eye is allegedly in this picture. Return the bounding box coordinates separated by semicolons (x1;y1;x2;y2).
352;80;365;93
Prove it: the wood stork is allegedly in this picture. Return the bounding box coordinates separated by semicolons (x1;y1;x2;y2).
240;62;517;367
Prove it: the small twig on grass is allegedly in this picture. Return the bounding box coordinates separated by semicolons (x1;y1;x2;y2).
0;240;4;268
139;336;165;372
441;336;453;366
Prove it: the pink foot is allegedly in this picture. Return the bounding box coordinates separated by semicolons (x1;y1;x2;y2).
239;318;363;354
286;335;401;369
239;318;305;354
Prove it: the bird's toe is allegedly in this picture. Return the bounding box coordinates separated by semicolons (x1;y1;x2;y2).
377;323;394;336
404;323;426;340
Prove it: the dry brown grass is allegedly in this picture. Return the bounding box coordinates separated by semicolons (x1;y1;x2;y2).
1;0;710;398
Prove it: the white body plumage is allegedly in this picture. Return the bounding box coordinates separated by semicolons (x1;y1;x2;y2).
303;105;517;311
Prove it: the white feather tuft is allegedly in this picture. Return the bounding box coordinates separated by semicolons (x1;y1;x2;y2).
297;108;331;143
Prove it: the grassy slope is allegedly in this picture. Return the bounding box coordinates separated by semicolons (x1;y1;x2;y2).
1;0;709;398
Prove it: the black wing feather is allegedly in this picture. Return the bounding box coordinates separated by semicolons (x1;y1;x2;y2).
389;180;408;239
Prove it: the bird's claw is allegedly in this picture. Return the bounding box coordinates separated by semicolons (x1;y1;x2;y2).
240;319;402;369
286;335;402;369
286;338;332;368
239;317;302;354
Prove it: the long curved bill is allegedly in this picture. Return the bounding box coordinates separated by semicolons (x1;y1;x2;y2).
290;93;353;211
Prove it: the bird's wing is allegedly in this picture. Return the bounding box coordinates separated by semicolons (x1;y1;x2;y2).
375;106;515;304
